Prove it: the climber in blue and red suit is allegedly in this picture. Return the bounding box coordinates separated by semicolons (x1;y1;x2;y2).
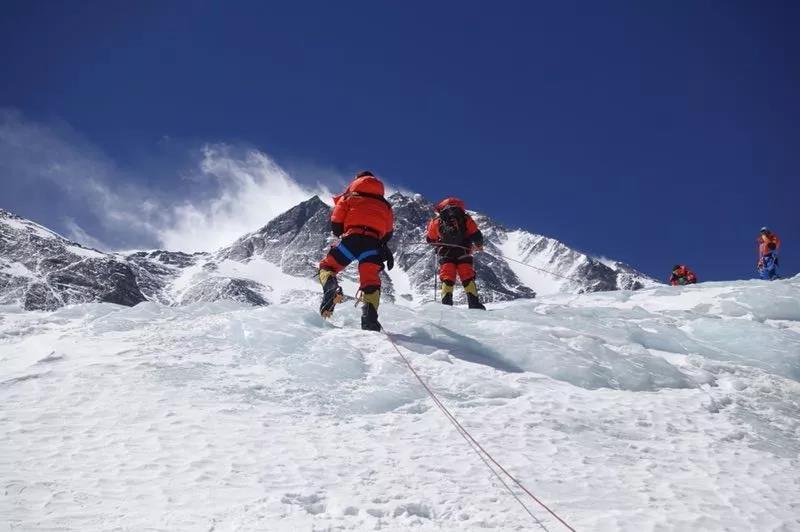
756;227;781;281
318;171;394;331
426;197;486;309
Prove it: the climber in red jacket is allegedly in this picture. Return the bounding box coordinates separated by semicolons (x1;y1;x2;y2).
426;197;486;309
318;171;394;331
669;265;697;286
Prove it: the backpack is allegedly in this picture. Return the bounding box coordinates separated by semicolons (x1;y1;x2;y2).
438;206;467;245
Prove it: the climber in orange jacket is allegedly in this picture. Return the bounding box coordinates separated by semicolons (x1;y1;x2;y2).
757;227;781;258
318;171;394;330
669;264;697;286
426;197;486;309
756;227;781;280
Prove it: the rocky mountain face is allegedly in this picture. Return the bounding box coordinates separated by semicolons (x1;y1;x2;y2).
221;196;332;276
0;209;146;310
0;195;659;311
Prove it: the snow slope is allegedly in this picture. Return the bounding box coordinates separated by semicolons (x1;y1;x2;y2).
1;277;799;531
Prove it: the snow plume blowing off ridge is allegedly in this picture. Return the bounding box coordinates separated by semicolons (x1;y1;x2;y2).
157;145;333;252
0;109;334;252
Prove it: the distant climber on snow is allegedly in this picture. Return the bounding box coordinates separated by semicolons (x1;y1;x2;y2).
318;171;394;331
757;227;781;281
426;197;486;310
669;265;697;286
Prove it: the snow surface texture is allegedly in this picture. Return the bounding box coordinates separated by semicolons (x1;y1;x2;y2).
2;277;799;531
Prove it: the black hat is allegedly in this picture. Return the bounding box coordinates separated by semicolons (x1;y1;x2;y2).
672;264;682;272
356;170;374;178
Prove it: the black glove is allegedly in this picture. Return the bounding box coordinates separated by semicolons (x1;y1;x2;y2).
381;244;394;271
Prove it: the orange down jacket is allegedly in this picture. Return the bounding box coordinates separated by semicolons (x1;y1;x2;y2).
757;231;781;257
330;176;394;241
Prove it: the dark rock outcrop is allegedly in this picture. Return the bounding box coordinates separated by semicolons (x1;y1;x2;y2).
0;209;147;310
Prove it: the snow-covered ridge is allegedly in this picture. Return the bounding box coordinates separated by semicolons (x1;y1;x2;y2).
1;194;658;311
0;208;146;310
0;208;68;242
1;276;797;530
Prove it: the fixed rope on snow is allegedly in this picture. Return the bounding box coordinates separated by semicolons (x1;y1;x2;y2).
378;326;578;531
387;325;550;530
333;289;577;529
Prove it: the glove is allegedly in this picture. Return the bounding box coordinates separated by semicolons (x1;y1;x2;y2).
381;244;394;271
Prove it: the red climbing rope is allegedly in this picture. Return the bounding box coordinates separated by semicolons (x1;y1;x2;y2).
380;328;578;532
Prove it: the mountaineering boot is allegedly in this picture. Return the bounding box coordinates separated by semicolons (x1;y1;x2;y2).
360;289;382;331
463;280;486;310
441;281;454;306
319;269;344;318
467;293;486;310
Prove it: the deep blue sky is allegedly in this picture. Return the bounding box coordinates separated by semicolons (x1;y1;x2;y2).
1;1;798;281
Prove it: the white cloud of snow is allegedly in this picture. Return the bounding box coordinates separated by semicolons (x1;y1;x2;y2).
0;109;343;252
156;144;332;251
63;218;110;251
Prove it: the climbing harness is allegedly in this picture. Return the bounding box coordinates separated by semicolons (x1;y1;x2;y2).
336;241;379;262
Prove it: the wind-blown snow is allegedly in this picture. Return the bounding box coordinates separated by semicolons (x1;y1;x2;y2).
1;277;798;531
